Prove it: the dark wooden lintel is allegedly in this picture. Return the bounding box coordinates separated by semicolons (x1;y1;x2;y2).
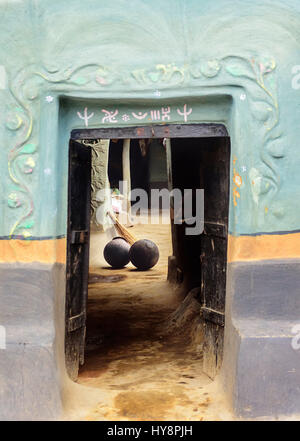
71;123;229;140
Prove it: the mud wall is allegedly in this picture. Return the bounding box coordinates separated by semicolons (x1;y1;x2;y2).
1;0;300;419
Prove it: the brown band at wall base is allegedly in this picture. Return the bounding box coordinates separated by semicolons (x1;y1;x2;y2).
228;232;300;262
1;233;300;264
0;238;67;264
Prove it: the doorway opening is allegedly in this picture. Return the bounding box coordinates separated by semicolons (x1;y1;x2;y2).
65;124;230;420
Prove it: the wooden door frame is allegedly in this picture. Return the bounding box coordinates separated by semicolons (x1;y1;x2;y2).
67;123;230;379
65;139;92;380
71;123;228;140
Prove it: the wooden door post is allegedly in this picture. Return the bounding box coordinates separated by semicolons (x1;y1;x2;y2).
122;138;131;222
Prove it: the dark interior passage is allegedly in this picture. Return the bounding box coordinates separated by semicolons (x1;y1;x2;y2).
108;139;168;207
170;137;229;289
169;136;230;377
108;139;123;188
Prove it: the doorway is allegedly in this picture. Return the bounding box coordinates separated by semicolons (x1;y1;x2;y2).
65;125;230;418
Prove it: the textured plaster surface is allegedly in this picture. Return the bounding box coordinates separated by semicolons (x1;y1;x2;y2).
1;0;300;239
0;262;66;420
222;260;300;417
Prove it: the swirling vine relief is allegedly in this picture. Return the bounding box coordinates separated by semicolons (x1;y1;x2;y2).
5;55;280;237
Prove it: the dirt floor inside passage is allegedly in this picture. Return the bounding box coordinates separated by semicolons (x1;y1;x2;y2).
63;217;233;421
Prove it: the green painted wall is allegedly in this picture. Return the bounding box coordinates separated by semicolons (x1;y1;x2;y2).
1;0;300;239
